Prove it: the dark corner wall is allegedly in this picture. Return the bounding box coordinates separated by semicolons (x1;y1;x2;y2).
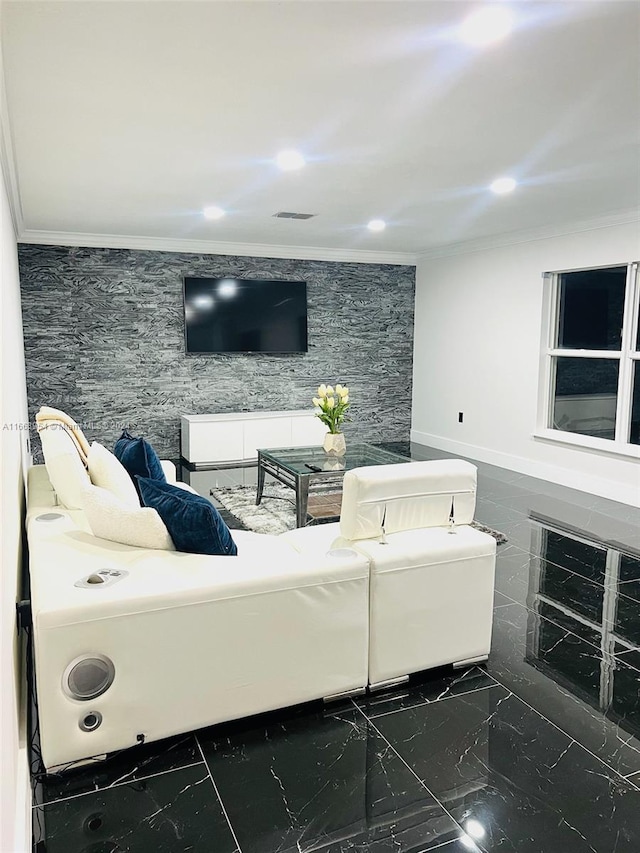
18;245;416;461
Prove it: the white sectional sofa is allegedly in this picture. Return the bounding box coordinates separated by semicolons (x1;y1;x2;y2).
27;455;496;772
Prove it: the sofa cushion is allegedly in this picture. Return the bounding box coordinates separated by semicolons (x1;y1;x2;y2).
138;477;238;556
88;441;140;507
82;483;176;550
38;423;91;510
114;430;166;497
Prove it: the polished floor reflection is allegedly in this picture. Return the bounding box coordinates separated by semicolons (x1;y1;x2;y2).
32;443;640;852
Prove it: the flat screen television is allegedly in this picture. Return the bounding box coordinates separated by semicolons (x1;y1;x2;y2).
183;277;308;354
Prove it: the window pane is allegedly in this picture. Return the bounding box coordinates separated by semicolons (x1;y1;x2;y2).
557;266;626;350
551;357;618;439
630;361;640;445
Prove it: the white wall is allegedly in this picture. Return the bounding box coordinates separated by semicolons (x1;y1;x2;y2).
412;222;640;506
1;148;30;849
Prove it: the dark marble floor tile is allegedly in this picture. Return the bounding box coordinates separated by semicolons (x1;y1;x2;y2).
615;576;640;605
492;543;538;604
373;685;640;852
198;705;461;853
355;666;495;719
496;495;640;549
619;551;640;583
493;540;640;651
612;590;640;648
616;647;640;674
488;602;640;777
473;507;534;552
33;763;239;853
33;732;202;806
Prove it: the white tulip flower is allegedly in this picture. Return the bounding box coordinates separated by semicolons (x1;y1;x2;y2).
326;397;336;408
312;397;322;407
335;384;344;395
326;385;334;395
342;395;349;404
317;384;327;398
339;386;349;398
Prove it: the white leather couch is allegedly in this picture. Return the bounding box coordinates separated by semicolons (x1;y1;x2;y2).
27;457;496;772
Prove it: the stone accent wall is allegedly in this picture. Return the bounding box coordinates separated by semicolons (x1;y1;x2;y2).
18;245;415;461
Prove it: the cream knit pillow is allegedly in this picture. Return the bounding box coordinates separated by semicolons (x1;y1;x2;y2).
82;484;175;550
88;441;139;507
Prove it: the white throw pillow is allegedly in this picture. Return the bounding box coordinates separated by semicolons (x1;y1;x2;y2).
38;424;91;510
82;484;176;550
88;441;139;507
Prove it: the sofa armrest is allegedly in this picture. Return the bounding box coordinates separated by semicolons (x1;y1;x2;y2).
160;460;177;484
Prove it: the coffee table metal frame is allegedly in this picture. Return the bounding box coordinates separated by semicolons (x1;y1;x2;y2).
256;443;409;527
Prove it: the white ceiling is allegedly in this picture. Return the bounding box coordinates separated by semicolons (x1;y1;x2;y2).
2;0;639;257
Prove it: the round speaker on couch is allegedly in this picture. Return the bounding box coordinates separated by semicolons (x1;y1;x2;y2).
64;655;115;701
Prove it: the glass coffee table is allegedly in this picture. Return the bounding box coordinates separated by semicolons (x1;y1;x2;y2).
256;443;410;528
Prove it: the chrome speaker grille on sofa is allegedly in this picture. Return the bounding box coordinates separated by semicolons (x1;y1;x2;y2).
64;655;115;700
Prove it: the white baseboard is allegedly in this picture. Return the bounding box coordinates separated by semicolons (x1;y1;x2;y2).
410;429;640;508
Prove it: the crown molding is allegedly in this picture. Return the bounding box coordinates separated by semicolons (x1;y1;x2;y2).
0;39;24;236
416;209;640;261
17;229;418;266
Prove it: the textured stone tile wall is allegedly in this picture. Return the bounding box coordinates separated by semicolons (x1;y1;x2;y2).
18;245;415;461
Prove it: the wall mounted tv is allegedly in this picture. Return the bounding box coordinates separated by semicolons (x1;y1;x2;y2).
183;277;308;354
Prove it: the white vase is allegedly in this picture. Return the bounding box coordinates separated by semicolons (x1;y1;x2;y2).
323;432;346;457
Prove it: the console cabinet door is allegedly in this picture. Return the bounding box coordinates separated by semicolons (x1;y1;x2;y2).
190;421;244;464
243;418;293;460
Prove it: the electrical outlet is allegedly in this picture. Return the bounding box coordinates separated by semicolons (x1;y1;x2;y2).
458;412;464;423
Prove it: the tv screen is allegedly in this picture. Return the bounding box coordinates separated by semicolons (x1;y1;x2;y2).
183;277;308;354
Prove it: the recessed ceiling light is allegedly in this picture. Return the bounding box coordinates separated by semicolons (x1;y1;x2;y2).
490;176;517;195
459;6;514;46
367;219;386;232
276;149;306;171
203;206;226;220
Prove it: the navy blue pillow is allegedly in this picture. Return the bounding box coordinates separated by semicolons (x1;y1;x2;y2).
138;477;238;556
114;430;166;499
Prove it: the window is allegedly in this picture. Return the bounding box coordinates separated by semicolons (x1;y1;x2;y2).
539;262;640;453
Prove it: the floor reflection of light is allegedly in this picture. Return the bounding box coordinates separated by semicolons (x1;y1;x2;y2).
465;818;486;839
460;833;481;852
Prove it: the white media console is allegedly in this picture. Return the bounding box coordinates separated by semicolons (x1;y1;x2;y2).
181;410;327;467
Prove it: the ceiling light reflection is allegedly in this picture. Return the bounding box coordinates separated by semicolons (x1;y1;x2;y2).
193;295;215;309
218;279;238;299
367;219;386;232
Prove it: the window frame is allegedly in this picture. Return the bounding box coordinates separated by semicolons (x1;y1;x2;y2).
535;261;640;459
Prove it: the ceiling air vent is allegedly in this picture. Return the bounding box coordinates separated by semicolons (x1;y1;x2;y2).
273;211;316;220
